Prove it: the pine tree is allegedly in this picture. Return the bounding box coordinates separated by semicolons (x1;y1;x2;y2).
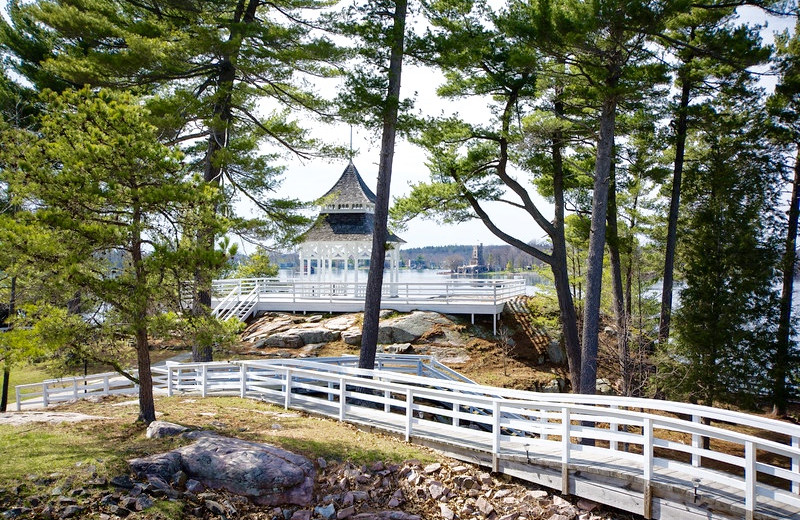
661;91;782;408
0;87;225;423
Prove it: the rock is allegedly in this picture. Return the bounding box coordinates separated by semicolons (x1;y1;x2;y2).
381;343;414;354
317;457;328;469
3;508;32;519
110;475;135;489
59;505;82;519
185;479;204;493
135;495;154;511
177;432;315;506
475;496;494;516
337;505;356;519
498;514;519;520
577;499;598;512
129;452;182;480
263;333;304;349
294;328;340;344
494;488;512;499
552;496;571;507
527;489;549;499
428;481;446;500
546;340;565;365
325;315;357;330
205;499;226;515
291;511;312;520
315;503;336;520
341;329;362;345
146;420;188;439
439;504;455;520
423;462;442;474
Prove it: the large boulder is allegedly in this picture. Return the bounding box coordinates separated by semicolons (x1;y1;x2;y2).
129;432;315;506
378;311;461;345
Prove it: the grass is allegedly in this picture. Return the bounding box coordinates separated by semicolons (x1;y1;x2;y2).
0;394;435;491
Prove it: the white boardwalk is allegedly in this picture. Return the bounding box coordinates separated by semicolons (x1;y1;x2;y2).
15;355;800;520
210;277;526;331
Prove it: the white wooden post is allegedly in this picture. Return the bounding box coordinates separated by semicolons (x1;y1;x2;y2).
240;364;247;398
42;382;49;408
167;364;174;397
328;381;335;402
643;417;654;519
72;379;78;400
609;404;618;451
454;401;460;428
384;390;391;413
201;365;208;398
103;375;109;395
15;386;21;411
792;435;799;494
745;440;756;520
284;369;292;409
492;400;501;472
561;407;570;495
405;389;413;442
692;415;702;467
339;378;346;421
540;407;548;441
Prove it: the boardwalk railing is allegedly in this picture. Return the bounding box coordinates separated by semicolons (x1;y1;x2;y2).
14;355;800;520
14;371;141;409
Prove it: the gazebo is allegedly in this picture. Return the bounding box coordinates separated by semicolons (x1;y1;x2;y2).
297;161;405;287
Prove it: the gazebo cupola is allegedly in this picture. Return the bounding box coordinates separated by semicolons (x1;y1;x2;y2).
297;161;405;286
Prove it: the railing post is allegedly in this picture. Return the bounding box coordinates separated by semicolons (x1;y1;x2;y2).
792;435;799;494
540;407;548;441
492;400;501;472
167;363;174;397
745;440;756;520
643;417;653;519
201;365;208;398
42;382;49;408
240;364;247;399
103;376;109;395
339;378;346;421
692;415;702;467
15;386;21;411
384;389;391;413
561;407;570;495
284;369;292;410
609;404;618;451
405;389;413;442
72;379;78;400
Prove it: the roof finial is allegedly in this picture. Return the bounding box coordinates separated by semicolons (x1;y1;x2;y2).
349;125;353;161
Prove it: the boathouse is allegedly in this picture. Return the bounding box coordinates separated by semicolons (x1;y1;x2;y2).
297;161;405;284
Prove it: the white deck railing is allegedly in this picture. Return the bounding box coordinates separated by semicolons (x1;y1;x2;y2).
14;355;800;519
211;278;526;307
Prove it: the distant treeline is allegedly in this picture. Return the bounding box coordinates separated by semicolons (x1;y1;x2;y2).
399;243;550;271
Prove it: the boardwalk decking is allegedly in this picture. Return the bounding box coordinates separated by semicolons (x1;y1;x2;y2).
14;355;800;520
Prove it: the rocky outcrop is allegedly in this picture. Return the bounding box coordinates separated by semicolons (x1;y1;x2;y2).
129;431;315;507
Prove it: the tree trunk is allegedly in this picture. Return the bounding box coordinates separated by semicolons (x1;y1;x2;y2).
192;0;259;362
550;89;581;391
0;276;15;412
359;0;408;370
606;162;630;396
659;69;692;347
773;145;800;416
135;326;156;424
580;95;617;395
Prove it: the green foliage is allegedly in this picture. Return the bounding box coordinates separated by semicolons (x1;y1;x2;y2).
655;90;782;408
227;248;280;279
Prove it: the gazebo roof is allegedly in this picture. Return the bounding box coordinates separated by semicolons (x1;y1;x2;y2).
299;212;405;244
318;161;377;209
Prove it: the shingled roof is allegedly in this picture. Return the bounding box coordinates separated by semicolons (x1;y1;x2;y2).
318;161;377;208
299;161;405;244
300;212;405;243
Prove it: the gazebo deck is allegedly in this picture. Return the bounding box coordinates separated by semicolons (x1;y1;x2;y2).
210;278;527;330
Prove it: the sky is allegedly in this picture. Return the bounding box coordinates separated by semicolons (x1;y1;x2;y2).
1;1;795;251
